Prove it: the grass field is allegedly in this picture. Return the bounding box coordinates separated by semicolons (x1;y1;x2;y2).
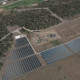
2;0;44;9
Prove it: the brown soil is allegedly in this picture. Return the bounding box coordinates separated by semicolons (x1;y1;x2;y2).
27;28;61;53
0;8;4;12
25;17;80;53
7;26;20;32
15;53;80;80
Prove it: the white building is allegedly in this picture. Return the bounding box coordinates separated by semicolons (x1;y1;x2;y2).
2;2;6;4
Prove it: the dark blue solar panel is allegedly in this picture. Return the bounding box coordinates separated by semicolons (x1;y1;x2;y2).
15;37;29;48
5;66;10;80
2;74;4;80
47;53;72;64
14;63;18;77
4;73;6;80
73;47;80;51
75;49;80;53
40;44;72;65
3;55;42;80
11;64;16;78
18;61;23;75
45;52;70;62
41;45;68;57
15;62;20;76
10;45;35;62
66;38;80;53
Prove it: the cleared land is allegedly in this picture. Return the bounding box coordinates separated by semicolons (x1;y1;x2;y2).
13;53;80;80
27;28;62;52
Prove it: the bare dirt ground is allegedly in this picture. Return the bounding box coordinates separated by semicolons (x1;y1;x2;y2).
25;17;80;53
27;28;61;53
0;8;4;12
15;53;80;80
54;18;80;42
7;26;20;32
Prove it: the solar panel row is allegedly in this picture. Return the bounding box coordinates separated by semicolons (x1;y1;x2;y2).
15;37;29;48
40;45;72;64
2;55;42;80
45;51;71;62
66;38;80;53
41;45;69;60
47;53;72;64
10;45;35;62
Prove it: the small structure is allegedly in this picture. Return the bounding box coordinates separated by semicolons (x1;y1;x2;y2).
41;38;47;42
14;35;21;39
2;2;6;4
49;34;56;38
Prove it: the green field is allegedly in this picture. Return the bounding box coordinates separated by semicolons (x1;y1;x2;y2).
2;0;44;9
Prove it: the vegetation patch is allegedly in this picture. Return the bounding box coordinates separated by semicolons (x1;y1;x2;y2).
0;62;3;66
0;9;61;39
38;0;80;18
0;33;13;70
50;40;61;46
20;28;30;34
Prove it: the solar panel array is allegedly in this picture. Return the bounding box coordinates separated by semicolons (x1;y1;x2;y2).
40;45;72;64
2;55;42;80
66;38;80;53
15;37;29;48
9;45;35;62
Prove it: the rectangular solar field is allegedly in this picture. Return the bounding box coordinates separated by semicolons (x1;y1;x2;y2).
10;45;35;62
15;37;29;48
40;45;72;64
66;38;80;53
2;55;42;80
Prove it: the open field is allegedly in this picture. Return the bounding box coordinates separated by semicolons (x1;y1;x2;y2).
55;20;80;42
15;53;80;80
2;0;44;9
27;28;62;52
